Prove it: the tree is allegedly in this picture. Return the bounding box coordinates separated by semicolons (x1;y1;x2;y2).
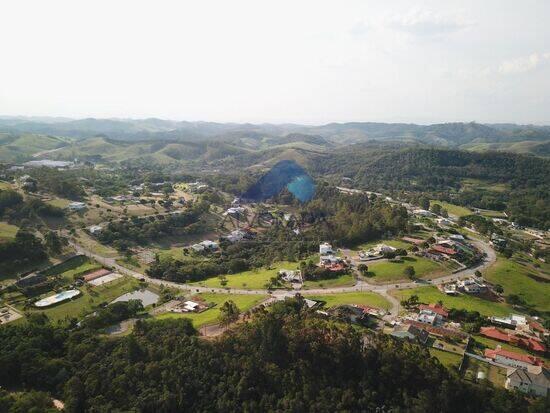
218;300;240;326
357;263;369;276
403;265;416;279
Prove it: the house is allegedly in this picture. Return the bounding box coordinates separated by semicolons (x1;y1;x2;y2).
448;234;465;242
225;229;247;243
83;268;112;282
413;209;433;217
278;269;302;283
68;201;87;211
319;255;345;271
191;240;218;253
484;347;544;369
458;278;487;294
429;245;457;257
224;207;245;216
88;225;103;235
403;319;468;341
480;326;512;343
419;303;449;318
401;236;425;246
436;218;454;227
505;366;550;397
391;324;429;344
417;310;439;325
319;242;334;255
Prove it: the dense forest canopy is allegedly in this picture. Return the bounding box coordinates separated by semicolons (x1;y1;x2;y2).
0;298;542;413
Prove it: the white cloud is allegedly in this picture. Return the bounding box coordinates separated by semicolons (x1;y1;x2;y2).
388;9;473;37
498;53;550;75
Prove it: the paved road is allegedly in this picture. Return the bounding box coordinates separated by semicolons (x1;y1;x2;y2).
69;236;497;318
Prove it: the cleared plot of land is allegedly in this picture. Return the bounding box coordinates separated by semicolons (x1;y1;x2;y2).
73;230;119;257
366;256;447;283
155;293;266;328
0;221;18;242
302;273;356;289
356;239;411;251
461;178;508;193
46;198;72;208
392;286;511;317
483;256;550;313
429;348;462;369
0;181;12;190
191;261;300;290
462;355;507;387
308;291;391;310
12;276;140;323
429;200;472;217
42;255;102;281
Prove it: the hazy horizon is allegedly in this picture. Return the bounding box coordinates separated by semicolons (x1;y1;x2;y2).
1;0;549;125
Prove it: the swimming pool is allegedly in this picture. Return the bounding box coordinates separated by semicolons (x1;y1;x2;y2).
35;289;81;307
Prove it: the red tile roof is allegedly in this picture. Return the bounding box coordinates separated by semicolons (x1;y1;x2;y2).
83;268;111;282
419;303;449;318
430;245;457;255
484;348;544;366
402;237;425;245
480;327;511;343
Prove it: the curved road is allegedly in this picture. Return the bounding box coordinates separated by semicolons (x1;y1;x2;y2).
70;237;496;318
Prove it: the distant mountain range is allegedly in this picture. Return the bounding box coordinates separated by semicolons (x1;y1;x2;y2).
1;116;549;164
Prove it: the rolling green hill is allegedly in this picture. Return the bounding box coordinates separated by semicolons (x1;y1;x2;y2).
0;133;73;162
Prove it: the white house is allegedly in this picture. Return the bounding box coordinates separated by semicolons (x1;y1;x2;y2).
226;229;246;243
319;242;334;255
68;201;86;211
88;225;103;235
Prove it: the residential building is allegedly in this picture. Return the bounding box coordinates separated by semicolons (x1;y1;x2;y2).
88;225;103;235
419;303;449;319
484;347;544;369
391;324;429;344
319;242;334;255
505;366;550;397
68;201;87;211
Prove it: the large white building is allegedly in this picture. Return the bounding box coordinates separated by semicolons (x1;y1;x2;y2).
319;242;334;255
505;366;550;397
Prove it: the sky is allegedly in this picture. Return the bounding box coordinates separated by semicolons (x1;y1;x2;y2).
1;0;549;125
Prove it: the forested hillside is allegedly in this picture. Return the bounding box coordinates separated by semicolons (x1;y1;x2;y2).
0;299;540;413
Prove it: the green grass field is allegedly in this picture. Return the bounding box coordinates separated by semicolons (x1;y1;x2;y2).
0;221;18;242
42;255;102;281
47;198;72;208
392;286;512;316
461;178;508;193
356;239;411;251
155;293;266;327
483;256;550;313
0;181;12;190
191;261;300;290
307;291;391;310
366;256;446;283
302;273;356;289
429;201;472;217
429;348;462;369
15;276;140;323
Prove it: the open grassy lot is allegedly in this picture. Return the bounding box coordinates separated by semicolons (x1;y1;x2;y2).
461;178;508;193
46;198;72;208
429;200;472;217
307;291;391;310
0;221;18;242
13;276;140;323
73;230;119;258
191;261;300;290
392;286;512;316
303;273;356;289
356;239;411;251
155;293;266;327
0;181;12;190
429;348;462;369
462;355;507;387
483;256;550;313
366;256;447;283
42;255;102;282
